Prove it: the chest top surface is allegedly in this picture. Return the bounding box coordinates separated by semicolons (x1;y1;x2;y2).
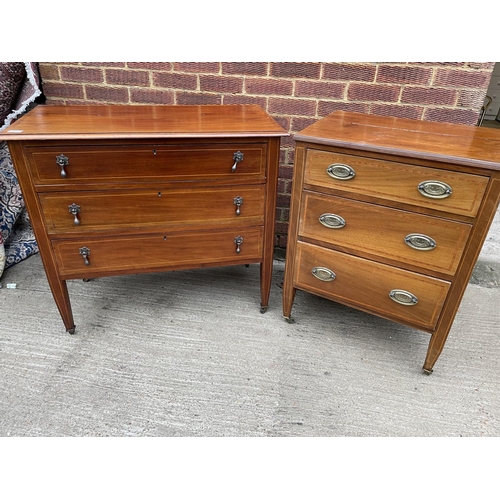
294;111;500;171
0;104;288;141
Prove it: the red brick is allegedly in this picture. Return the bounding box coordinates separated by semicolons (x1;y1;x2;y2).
323;63;376;82
39;64;60;81
276;193;291;208
295;80;345;99
271;62;321;79
348;83;400;102
279;165;294;179
272;115;290;131
370;104;424;120
222;95;267;107
275;222;289;234
128;62;173;70
106;69;150;86
277;179;291;194
377;65;432;85
318;101;369;116
466;62;495;70
222;62;268;75
130;88;174;104
401;86;457;106
457;89;488;108
82;62;126;67
200;75;243;93
60;66;104;83
279;135;296;149
268;97;316;116
291;117;317;132
424;107;479;126
176;92;222;105
153;72;198;89
434;69;491;89
42;82;84;99
174;62;220;73
277;234;288;248
245;78;293;96
86;85;129;102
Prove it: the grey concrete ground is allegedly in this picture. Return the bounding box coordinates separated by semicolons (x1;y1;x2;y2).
1;207;499;437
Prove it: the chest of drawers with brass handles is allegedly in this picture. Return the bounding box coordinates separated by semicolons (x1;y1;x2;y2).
0;105;287;333
282;111;500;373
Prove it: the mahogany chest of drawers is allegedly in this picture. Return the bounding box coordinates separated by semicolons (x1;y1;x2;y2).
0;104;287;333
282;111;500;373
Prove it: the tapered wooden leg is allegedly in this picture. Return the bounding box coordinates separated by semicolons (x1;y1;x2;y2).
422;326;452;374
46;274;76;333
260;258;272;313
282;274;296;323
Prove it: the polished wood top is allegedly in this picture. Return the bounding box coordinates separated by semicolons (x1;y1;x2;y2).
294;111;500;171
0;104;288;140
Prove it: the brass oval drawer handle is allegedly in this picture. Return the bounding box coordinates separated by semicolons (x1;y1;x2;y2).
404;233;436;251
326;163;356;181
311;266;336;282
56;154;69;178
319;213;346;229
389;289;418;306
418;180;452;199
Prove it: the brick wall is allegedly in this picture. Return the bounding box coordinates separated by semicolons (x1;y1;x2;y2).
38;62;495;249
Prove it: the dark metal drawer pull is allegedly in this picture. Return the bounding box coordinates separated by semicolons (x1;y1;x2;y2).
326;163;356;181
389;289;418;306
79;246;91;266
233;196;244;215
234;236;243;253
231;151;244;172
404;233;436;251
418;180;452;199
56;154;69;178
311;266;336;282
319;213;346;229
68;203;81;225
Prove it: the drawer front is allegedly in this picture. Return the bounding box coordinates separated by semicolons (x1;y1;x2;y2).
294;242;451;330
299;192;472;275
52;227;264;278
28;143;266;184
40;185;265;234
304;150;489;217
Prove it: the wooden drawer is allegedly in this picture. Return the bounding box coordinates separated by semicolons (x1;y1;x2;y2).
40;185;265;235
52;226;264;279
27;142;267;185
304;150;489;217
299;191;472;276
294;241;451;330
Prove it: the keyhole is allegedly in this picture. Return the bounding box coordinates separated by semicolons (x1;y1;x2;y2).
153;149;157;155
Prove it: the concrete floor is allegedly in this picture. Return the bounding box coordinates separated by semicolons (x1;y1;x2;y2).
1;205;499;437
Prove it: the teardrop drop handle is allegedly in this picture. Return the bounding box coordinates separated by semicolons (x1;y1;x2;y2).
233;196;244;215
68;203;81;225
234;235;243;253
79;246;90;266
56;154;69;178
231;151;244;172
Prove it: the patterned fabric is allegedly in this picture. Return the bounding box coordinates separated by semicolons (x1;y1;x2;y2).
0;63;26;129
1;62;42;132
0;62;42;279
0;141;38;278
